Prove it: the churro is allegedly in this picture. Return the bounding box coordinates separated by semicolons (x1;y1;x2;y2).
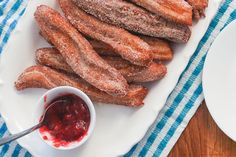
36;48;167;83
130;0;192;25
34;5;128;96
15;66;148;106
186;0;208;20
72;0;191;43
59;0;153;66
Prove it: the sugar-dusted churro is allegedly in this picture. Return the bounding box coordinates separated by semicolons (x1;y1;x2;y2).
34;5;128;96
139;36;173;61
130;0;192;25
36;48;167;83
72;0;191;43
59;0;153;66
40;30;173;61
15;66;148;106
186;0;208;20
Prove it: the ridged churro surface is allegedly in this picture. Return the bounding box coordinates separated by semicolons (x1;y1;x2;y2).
15;66;148;106
73;0;191;43
34;5;129;96
59;0;153;66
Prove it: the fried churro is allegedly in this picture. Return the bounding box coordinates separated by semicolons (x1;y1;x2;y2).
59;0;153;66
15;66;148;106
89;39;117;57
72;0;191;43
36;48;167;83
139;36;173;61
130;0;192;25
40;30;173;61
186;0;208;20
34;5;128;96
92;37;173;61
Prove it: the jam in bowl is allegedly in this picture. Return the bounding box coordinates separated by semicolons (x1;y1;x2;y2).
34;86;96;150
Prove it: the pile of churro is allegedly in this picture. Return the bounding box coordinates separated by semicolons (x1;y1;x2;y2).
15;0;208;107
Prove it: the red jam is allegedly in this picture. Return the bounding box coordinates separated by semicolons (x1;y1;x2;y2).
39;94;90;147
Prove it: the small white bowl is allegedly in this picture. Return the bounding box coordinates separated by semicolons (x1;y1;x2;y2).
34;86;96;150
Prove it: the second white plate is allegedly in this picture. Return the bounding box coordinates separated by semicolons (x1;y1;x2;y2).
203;20;236;141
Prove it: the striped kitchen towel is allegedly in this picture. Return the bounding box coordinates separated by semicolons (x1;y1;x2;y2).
0;0;235;157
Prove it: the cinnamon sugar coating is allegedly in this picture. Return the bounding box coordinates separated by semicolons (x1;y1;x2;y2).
73;0;191;43
34;5;128;96
59;0;153;66
36;48;167;83
130;0;193;25
15;66;148;106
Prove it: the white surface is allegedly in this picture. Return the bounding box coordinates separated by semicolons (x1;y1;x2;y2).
0;0;221;157
203;20;236;142
35;86;96;150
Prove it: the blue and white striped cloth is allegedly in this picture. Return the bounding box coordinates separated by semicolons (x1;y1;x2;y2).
0;0;235;157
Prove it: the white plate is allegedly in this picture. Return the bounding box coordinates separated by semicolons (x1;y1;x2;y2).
0;1;221;157
203;20;236;141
